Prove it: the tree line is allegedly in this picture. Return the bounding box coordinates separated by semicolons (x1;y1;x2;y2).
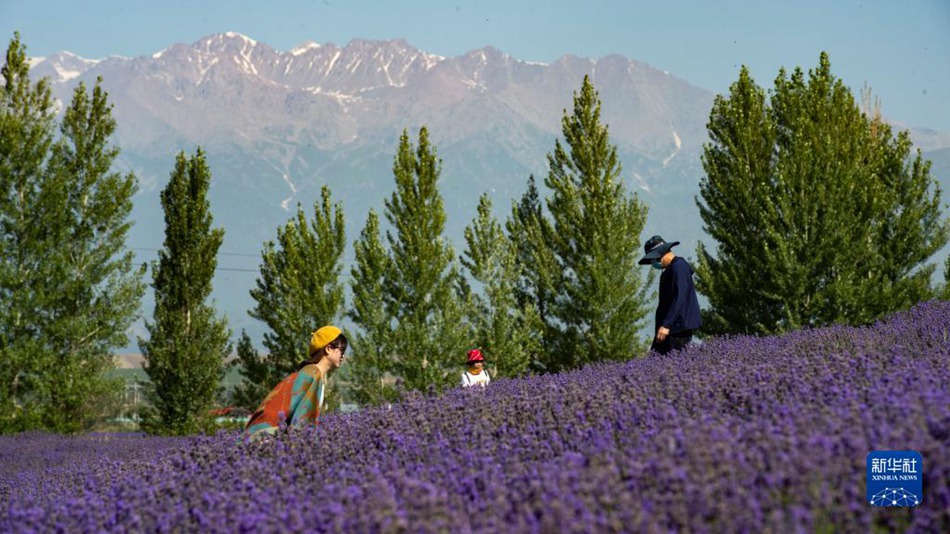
2;33;948;434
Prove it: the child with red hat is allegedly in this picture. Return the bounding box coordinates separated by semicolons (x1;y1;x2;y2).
460;348;491;387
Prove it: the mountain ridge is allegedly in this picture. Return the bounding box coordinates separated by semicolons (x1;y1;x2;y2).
23;31;950;348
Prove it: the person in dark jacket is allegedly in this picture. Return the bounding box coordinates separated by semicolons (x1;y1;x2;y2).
638;235;701;354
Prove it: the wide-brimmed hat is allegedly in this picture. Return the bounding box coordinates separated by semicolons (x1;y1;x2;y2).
638;235;680;265
466;348;486;365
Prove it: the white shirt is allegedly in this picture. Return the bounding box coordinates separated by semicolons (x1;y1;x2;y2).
461;369;491;387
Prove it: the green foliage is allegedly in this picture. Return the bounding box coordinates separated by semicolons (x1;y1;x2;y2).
228;330;270;411
140;148;232;435
942;257;950;300
697;52;950;335
505;176;560;371
246;186;346;383
345;209;398;406
0;32;58;433
462;193;539;377
237;186;346;412
541;75;653;369
0;33;145;433
381;127;471;393
694;66;776;335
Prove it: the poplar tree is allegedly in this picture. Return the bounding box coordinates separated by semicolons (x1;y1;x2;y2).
697;53;949;335
383;127;469;393
0;32;59;431
1;33;144;432
39;77;146;431
462;193;539;377
247;186;346;376
543;75;652;369
140;149;231;435
229;330;270;411
693;65;776;335
345;209;397;406
943;258;950;300
506;176;560;370
241;185;346;408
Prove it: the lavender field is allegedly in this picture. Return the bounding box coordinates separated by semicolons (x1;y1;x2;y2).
2;302;948;533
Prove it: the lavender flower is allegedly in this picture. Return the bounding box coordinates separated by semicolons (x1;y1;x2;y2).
2;301;948;532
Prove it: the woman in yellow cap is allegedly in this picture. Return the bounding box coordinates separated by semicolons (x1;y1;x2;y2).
243;325;347;441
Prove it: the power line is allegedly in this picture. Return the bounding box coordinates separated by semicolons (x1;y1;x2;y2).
134;263;258;273
130;246;358;263
134;263;356;277
130;247;259;258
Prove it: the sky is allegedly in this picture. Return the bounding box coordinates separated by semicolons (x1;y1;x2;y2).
2;0;949;130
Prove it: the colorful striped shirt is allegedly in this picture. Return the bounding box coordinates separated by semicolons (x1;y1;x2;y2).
243;364;325;441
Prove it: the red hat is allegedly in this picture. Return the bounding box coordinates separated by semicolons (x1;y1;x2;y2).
466;348;485;364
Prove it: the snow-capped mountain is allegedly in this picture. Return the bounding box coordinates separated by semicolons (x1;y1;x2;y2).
26;32;947;345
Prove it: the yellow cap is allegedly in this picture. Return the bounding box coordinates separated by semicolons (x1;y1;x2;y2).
308;325;342;356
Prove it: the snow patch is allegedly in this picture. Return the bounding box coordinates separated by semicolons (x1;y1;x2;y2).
305;86;363;108
461;78;487;92
662;128;683;166
220;34;260;76
29;52;100;81
273;167;297;211
54;64;82;81
290;41;321;56
224;32;258;47
379;58;395;86
284;172;297;195
634;172;650;192
234;54;258;76
197;57;220;83
325;50;342;75
420;53;444;70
